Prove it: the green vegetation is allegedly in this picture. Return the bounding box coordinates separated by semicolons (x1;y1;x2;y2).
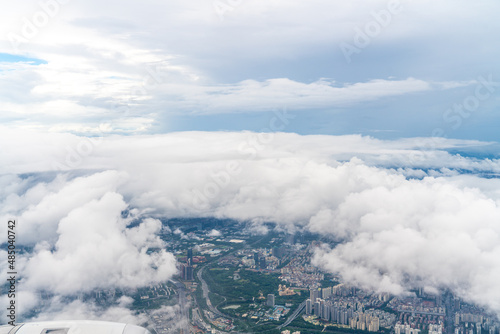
209;291;225;308
193;280;207;310
131;295;177;310
246;231;279;248
204;267;284;303
320;273;340;288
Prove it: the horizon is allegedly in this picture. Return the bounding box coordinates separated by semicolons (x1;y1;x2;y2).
1;1;500;333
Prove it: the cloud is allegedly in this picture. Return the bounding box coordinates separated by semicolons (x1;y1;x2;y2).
30;296;149;326
0;57;452;132
310;177;500;312
0;169;178;322
206;229;221;237
150;305;189;333
244;220;270;236
1;0;500;327
0;171;128;244
1;1;499;136
2;130;500;318
1;0;493;134
20;192;176;294
151;77;436;115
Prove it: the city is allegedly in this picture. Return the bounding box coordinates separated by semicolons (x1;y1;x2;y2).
40;218;498;334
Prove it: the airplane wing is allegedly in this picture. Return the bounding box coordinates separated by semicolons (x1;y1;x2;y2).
0;321;152;334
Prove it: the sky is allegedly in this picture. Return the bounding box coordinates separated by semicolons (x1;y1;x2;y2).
1;0;500;328
0;0;499;139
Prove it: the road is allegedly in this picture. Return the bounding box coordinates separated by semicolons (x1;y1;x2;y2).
169;279;190;334
195;236;304;333
197;266;228;319
278;299;306;329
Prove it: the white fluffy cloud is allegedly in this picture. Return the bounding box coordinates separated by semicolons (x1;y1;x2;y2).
0;58;455;133
206;229;221;237
2;130;500;318
309;171;500;311
0;166;177;322
31;296;149;325
21;192;176;294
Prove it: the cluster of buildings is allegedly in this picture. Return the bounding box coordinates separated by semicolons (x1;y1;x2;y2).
195;243;228;257
304;285;396;332
240;302;290;322
388;296;445;331
349;311;381;332
394;323;423;334
391;297;445;316
268;305;290;321
146;306;187;334
163;222;500;334
390;294;500;334
394;323;442;334
453;307;499;334
278;284;296;296
139;283;176;301
179;248;195;281
456;313;486;326
238;248;282;270
278;245;325;288
454;323;498;334
203;309;235;332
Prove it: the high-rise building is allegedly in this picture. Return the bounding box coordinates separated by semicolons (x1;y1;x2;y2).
310;288;320;302
272;247;284;258
267;294;275;307
395;324;421;334
314;301;321;317
322;287;332;299
260;257;267;269
429;324;443;334
331;306;339;323
254;253;259;267
350;317;357;329
187;248;193;264
184;265;194;281
341;310;348;325
436;295;442;307
369;317;379;332
179;263;186;279
322;302;330;321
306;299;312;315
